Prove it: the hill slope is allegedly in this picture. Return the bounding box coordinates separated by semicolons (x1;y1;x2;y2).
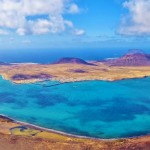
105;51;150;66
55;57;95;65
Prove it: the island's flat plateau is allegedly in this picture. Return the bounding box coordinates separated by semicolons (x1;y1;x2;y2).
0;62;150;84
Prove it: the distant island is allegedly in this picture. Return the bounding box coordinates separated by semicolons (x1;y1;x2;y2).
0;50;150;84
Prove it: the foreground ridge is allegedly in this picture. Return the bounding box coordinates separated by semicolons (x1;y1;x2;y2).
1;115;150;150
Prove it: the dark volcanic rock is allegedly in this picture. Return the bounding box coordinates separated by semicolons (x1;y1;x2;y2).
55;57;95;66
12;73;53;80
105;50;150;66
69;69;87;73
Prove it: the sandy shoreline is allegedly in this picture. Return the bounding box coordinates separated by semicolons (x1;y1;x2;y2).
1;114;150;141
1;115;150;150
0;114;112;140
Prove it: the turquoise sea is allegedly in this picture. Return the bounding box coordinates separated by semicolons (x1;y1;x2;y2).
0;76;150;139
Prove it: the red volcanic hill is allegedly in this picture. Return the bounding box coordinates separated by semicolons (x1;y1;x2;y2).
55;57;95;66
105;50;150;66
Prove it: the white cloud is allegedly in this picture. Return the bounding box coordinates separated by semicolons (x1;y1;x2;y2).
0;0;84;35
68;3;80;14
119;0;150;36
0;29;9;35
17;28;27;36
74;29;85;36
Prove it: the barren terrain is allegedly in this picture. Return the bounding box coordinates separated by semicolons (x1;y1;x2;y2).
1;116;150;150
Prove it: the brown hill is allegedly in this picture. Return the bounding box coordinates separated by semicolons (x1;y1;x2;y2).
105;51;150;66
55;57;95;65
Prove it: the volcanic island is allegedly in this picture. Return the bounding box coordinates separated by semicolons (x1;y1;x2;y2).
0;51;150;150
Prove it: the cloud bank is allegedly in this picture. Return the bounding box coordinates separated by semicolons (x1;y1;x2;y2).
119;0;150;36
0;0;84;35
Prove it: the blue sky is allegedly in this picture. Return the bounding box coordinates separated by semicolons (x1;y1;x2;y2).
0;0;150;50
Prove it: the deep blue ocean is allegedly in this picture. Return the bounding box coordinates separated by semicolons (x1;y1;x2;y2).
1;48;150;63
1;76;150;139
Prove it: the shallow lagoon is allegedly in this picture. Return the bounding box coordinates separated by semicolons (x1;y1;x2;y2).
0;77;150;139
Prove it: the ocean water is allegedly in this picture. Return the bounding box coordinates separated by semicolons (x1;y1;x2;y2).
0;49;141;63
1;49;150;64
0;77;150;139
